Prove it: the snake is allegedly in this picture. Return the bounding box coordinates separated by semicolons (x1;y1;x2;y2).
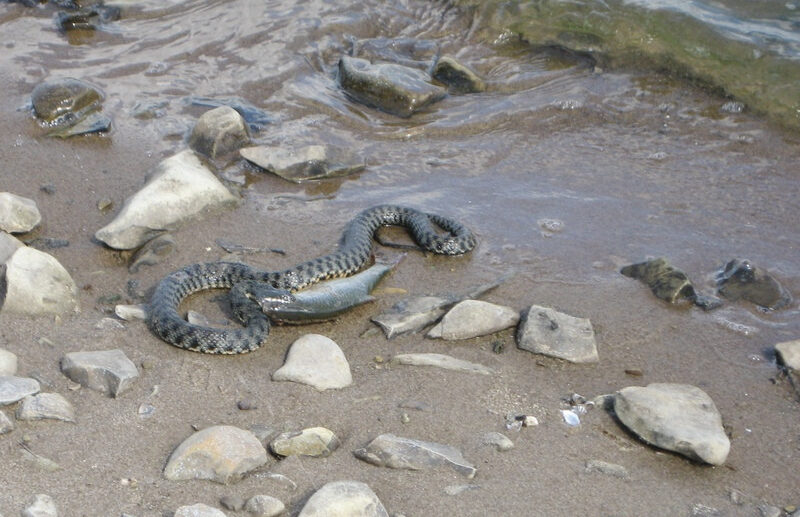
147;205;477;354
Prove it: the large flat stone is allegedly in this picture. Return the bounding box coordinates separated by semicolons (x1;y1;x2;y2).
516;305;598;363
614;383;730;465
164;425;268;484
95;150;237;249
60;349;139;397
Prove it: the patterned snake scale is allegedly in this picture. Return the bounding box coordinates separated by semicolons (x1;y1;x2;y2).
147;205;477;354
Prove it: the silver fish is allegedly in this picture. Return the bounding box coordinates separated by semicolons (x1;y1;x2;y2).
258;256;403;323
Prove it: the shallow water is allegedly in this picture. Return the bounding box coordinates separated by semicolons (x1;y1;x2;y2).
1;0;799;515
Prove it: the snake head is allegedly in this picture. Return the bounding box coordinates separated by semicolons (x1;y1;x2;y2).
248;284;312;315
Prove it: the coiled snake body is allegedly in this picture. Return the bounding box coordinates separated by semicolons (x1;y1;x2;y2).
147;205;477;354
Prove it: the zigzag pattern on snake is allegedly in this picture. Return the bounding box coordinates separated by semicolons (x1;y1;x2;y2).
147;205;477;354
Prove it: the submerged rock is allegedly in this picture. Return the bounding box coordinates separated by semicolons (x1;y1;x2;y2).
717;259;792;309
272;334;352;390
338;56;446;117
354;433;476;478
0;247;79;316
432;55;486;93
0;192;41;233
426;299;519;340
614;383;730;465
298;480;388;517
352;37;439;70
164;425;268;484
186;96;273;132
241;145;365;183
269;426;340;458
391;353;494;375
32;77;103;125
60;349;139;397
94;150;237;249
188;106;250;160
57;4;121;32
31;77;109;136
517;305;598;363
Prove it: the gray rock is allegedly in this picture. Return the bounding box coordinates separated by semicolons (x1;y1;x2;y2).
298;480;388;517
272;334;352;390
114;303;147;321
371;276;509;339
775;339;800;370
431;55;486;93
338;56;446;117
354;433;476;478
164;425;268;484
0;349;17;376
60;349;139;397
516;305;598;363
614;383;730;465
240;145;365;183
188;106;250;159
0;247;79;316
391;353;493;375
585;459;629;478
174;504;227;517
95;150;237;250
0;192;41;233
244;495;285;517
16;393;76;422
758;504;783;517
269;426;340;458
444;484;480;496
21;494;58;517
94;317;125;330
128;233;176;273
219;495;246;511
0;231;23;263
372;295;451;338
717;259;792;309
0;376;40;406
481;431;514;451
426;300;519;340
0;410;13;434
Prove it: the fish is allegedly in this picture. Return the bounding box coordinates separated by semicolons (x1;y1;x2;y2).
258;255;404;323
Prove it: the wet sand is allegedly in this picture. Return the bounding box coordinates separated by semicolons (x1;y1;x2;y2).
1;1;799;515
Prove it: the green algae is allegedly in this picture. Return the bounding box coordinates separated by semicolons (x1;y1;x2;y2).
456;0;800;130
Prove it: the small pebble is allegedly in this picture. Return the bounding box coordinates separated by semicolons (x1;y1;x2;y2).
244;495;285;517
